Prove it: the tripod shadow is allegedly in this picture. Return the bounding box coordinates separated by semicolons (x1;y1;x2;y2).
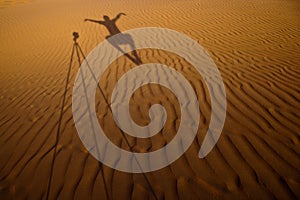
72;32;158;200
85;13;142;65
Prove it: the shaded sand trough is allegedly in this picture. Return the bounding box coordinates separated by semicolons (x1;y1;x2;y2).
0;0;300;199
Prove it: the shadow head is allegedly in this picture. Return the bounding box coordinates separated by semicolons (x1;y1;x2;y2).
103;15;110;21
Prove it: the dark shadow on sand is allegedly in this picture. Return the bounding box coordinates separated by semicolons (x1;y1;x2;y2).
85;13;142;65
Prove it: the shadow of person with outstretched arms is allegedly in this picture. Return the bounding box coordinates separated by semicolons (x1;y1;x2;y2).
85;13;142;65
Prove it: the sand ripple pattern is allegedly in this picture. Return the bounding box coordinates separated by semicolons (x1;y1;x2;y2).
0;0;299;199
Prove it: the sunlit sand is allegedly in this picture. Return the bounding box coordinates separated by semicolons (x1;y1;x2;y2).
0;0;299;199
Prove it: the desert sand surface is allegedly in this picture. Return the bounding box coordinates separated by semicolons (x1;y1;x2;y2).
0;0;300;199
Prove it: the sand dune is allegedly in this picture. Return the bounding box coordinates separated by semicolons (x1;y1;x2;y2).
0;0;300;199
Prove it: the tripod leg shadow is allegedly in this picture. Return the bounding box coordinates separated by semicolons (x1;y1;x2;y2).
74;43;111;200
76;42;159;200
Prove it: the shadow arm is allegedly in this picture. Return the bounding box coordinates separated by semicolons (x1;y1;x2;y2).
112;13;126;22
84;18;104;24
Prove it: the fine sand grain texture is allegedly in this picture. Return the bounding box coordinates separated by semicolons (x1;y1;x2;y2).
0;0;300;199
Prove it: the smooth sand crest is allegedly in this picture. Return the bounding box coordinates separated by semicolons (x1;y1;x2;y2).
0;0;300;199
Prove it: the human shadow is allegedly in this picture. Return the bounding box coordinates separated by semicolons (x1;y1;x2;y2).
85;13;142;65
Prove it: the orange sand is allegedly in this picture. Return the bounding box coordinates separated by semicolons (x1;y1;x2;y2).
0;0;299;199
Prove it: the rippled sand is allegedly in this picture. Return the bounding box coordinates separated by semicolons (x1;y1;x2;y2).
0;0;299;199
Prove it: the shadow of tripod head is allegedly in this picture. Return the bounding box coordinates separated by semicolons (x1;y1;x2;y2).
73;32;79;42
